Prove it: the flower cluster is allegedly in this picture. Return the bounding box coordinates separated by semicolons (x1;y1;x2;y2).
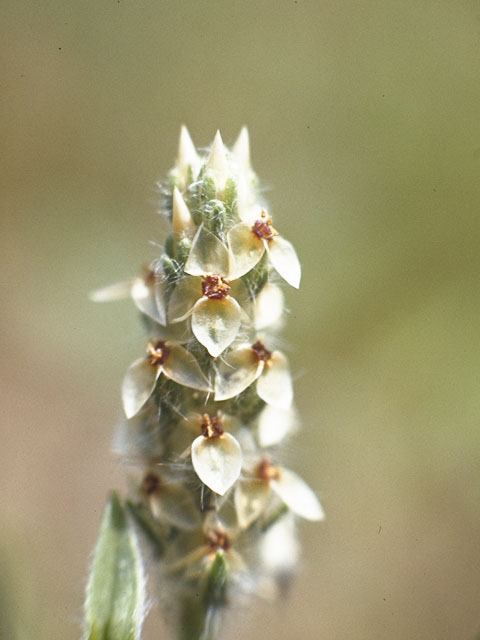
92;128;324;638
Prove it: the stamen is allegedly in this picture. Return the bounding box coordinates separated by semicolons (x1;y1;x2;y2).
206;528;231;552
251;340;272;363
256;458;281;481
201;274;231;300
201;413;225;439
251;212;277;241
146;340;170;366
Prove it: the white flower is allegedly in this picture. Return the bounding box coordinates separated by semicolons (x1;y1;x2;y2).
89;266;167;326
167;524;246;576
257;404;298;448
214;340;293;409
254;283;285;330
234;458;325;528
190;413;242;496
259;512;299;577
168;225;250;357
227;209;301;288
122;339;210;419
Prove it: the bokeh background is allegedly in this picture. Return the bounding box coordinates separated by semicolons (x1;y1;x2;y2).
2;1;480;638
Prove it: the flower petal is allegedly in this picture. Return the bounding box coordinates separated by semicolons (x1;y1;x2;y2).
89;279;134;302
167;276;200;323
122;358;161;419
234;479;270;529
266;235;301;289
260;512;299;574
152;277;168;326
271;468;325;521
214;346;263;401
132;277;167;325
151;319;191;343
255;283;285;330
256;351;293;410
228;278;253;321
257;405;297;448
161;343;211;391
192;297;241;357
113;406;163;459
184;225;231;277
150;484;200;529
191;433;242;495
227;223;265;279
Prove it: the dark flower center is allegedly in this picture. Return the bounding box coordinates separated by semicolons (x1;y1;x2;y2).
142;472;161;495
206;528;231;552
252;212;276;241
201;413;225;439
202;274;231;300
146;340;170;366
256;458;281;481
251;340;272;363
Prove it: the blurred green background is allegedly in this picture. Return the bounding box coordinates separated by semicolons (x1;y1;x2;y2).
2;1;480;638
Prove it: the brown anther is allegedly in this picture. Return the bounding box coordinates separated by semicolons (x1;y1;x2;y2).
141;472;161;495
200;413;224;439
256;458;281;482
206;528;231;552
146;340;170;366
201;274;231;300
251;340;272;363
251;212;277;241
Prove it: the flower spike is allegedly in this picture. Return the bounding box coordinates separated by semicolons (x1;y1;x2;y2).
88;127;323;639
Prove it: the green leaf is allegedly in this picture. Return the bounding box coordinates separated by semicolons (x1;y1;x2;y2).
84;492;145;640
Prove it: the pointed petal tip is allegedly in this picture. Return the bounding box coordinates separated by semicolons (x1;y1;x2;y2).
207;130;228;176
179;125;194;146
233;127;251;168
213;129;223;145
177;126;199;173
172;186;194;234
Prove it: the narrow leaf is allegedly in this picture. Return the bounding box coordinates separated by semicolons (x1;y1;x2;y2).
84;492;146;640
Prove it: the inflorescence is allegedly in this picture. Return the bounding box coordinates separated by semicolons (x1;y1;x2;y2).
92;127;325;639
